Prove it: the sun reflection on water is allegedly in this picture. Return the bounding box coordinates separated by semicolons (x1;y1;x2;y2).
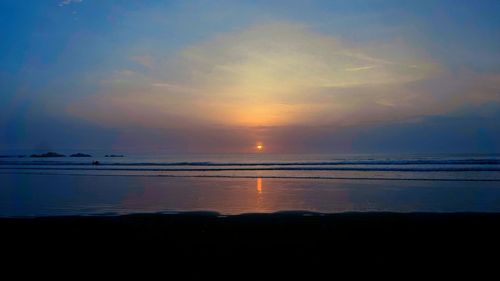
257;177;263;194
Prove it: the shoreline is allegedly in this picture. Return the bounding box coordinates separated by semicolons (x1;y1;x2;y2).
3;209;500;217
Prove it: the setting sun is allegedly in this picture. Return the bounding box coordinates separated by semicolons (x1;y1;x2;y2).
256;144;264;151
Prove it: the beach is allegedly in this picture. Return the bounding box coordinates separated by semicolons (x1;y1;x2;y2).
2;212;499;277
2;154;500;277
2;173;500;216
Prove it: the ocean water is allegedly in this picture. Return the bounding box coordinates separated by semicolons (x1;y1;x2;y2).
1;153;500;216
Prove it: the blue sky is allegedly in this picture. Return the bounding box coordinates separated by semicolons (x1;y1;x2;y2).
1;0;500;154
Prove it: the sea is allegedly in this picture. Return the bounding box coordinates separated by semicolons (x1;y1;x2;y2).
1;153;500;216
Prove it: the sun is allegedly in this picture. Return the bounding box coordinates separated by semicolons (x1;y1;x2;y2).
256;144;264;151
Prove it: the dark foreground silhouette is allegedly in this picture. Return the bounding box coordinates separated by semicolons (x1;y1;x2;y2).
2;212;499;278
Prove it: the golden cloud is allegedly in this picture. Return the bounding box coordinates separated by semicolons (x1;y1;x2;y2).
69;22;445;128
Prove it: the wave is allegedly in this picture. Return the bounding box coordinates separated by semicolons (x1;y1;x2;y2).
1;158;500;166
2;172;500;181
2;166;500;172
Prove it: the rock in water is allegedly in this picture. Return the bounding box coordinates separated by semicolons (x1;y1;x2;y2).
30;152;65;158
70;153;92;157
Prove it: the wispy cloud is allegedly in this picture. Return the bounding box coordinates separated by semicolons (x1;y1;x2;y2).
67;21;499;135
131;55;155;68
345;66;376;72
59;0;83;7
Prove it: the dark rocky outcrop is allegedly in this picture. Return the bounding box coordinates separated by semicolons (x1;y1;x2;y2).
30;152;65;158
70;153;92;157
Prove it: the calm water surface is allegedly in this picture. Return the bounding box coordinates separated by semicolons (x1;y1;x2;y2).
1;153;500;216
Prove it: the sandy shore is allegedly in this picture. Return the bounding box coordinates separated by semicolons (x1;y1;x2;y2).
2;212;499;277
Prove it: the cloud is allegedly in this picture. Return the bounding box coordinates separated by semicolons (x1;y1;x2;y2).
345;66;376;72
130;55;155;68
59;0;83;7
69;22;447;129
67;21;500;151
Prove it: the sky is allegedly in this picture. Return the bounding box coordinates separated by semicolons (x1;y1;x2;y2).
1;0;500;154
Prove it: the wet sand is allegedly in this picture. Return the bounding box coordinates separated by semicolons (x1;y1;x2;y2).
2;212;499;278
